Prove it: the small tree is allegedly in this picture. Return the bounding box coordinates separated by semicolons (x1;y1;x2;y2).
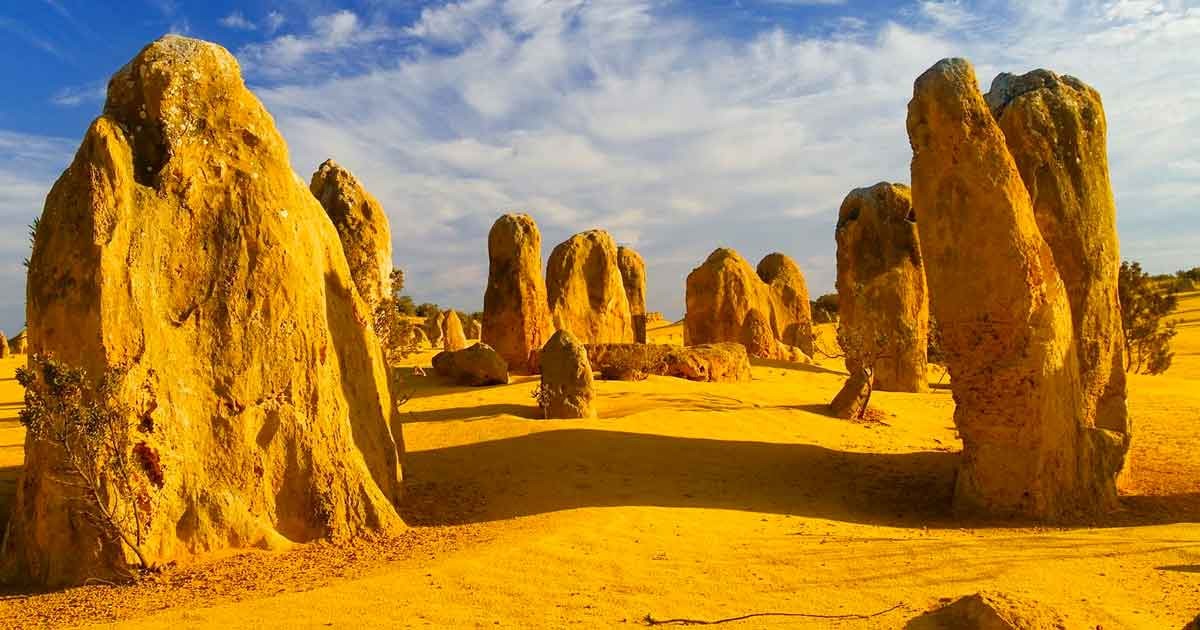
415;302;440;318
1119;260;1178;375
16;355;156;574
374;269;421;365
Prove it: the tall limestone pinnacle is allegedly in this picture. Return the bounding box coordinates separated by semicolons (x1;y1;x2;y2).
907;57;1126;520
985;69;1130;440
310;159;395;312
7;35;404;586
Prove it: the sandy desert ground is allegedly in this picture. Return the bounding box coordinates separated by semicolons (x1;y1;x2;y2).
1;294;1198;629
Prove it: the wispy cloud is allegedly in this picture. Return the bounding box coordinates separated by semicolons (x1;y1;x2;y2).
219;11;256;31
50;82;106;107
0;16;67;60
265;11;285;35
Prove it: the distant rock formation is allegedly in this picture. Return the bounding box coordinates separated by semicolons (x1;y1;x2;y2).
538;330;596;419
586;343;752;383
0;333;8;359
835;183;929;393
7;330;25;354
617;246;648;343
424;310;445;348
7;36;403;586
546;230;634;345
309;159;393;311
986;69;1129;438
908;57;1124;520
441;310;467;352
465;317;481;340
482;214;553;374
684;248;775;347
756;253;814;355
432;343;509;386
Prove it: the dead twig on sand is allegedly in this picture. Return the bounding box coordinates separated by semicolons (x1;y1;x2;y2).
643;602;904;626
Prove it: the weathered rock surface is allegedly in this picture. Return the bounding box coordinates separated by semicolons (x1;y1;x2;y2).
586;342;752;383
546;230;634;345
907;57;1123;519
465;317;481;340
309;159;393;311
481;214;553;374
987;69;1129;438
907;591;1068;629
432;343;509;386
829;368;873;420
441;310;467;352
617;246;648;343
6;36;403;586
0;333;8;359
538;330;596;419
684;248;775;347
835;183;930;393
757;253;814;355
739;308;778;360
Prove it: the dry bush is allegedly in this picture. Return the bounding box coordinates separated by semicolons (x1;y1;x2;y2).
16;355;156;575
1119;260;1178;375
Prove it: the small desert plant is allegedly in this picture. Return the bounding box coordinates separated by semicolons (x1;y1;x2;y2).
1119;260;1178;375
16;355;156;573
531;382;555;415
374;269;422;365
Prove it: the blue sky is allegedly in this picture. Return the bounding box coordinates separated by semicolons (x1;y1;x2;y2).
1;0;1198;334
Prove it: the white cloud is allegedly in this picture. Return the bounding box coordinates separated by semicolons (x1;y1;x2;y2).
238;10;394;76
219;11;256;31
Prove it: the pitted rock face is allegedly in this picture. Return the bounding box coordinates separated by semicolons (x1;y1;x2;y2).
835;183;929;393
432;343;509;386
9;35;403;586
309;159;393;311
684;248;775;347
756;253;814;355
538;330;596;419
907;57;1122;520
986;69;1129;439
546;230;634;345
617;246;648;343
739;308;778;360
482;213;553;374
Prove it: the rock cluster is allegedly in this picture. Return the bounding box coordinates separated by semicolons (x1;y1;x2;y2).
309;159;393;311
546;230;634;345
7;36;403;586
538;330;596;419
908;57;1127;519
482;214;553;374
432;343;509;386
617;246;648;343
685;248;814;361
835;182;929;393
587;343;752;383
